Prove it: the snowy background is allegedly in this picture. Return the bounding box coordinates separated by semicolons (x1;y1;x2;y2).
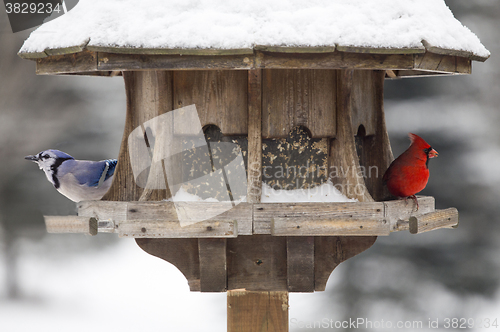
1;1;500;331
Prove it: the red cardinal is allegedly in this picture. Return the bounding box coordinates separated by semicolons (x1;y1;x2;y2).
383;133;438;209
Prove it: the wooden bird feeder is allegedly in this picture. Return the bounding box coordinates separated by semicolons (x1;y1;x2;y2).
20;2;488;331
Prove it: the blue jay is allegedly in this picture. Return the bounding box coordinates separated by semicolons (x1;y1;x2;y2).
25;149;117;202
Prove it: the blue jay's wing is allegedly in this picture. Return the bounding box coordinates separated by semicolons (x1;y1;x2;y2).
63;160;117;188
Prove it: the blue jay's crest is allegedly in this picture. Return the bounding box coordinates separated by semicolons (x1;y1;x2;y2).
25;149;117;202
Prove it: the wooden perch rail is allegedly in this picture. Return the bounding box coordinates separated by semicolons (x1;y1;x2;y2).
44;216;98;236
41;196;458;238
409;208;459;234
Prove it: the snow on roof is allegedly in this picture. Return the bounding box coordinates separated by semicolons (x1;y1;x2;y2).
19;0;490;60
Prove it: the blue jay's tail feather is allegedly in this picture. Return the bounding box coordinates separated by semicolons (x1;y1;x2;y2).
104;159;117;181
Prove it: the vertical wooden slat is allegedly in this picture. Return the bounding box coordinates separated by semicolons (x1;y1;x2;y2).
329;69;373;202
199;238;227;292
228;290;288;332
262;69;336;138
287;236;314;292
351;70;378;136
173;70;248;135
355;70;394;201
247;69;263;205
103;71;172;202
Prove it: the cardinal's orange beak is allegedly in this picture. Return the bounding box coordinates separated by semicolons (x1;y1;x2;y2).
429;148;438;158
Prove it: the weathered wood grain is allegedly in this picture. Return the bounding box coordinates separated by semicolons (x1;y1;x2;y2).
409;208;458;234
173;70;248;135
32;50;474;78
227;235;287;291
88;46;254;56
44;216;97;236
337;45;425;54
78;200;128;221
126;201;252;235
414;52;471;75
247;69;263;205
36;50;97;75
97;53;255;71
254;202;383;234
287;237;314;292
199;238;227;292
273;217;390;236
329;69;373;202
227;290;288;332
384;196;435;231
258;51;415;70
351;70;378;136
254;45;336;53
262;69;336;138
353;70;394;201
44;39;90;57
118;219;236;238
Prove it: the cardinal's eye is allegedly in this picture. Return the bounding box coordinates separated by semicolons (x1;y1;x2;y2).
424;147;432;154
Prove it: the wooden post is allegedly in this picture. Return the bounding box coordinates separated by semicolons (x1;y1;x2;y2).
227;290;288;332
227;69;289;332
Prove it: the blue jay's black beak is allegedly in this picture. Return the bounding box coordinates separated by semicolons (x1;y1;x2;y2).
25;155;39;162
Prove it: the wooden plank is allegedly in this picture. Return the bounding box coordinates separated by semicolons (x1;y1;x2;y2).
414;53;471;74
351;70;378;136
259;51;415;70
314;236;376;291
247;69;263;205
227;235;287;291
136;238;201;291
88;46;253;56
273;217;390;236
18;50;48;59
262;69;336;138
173;70;248;135
32;50;475;75
199;238;227;292
126;201;252;235
36;50;97;75
286;237;314;292
97;52;255;71
384;196;435;232
329;69;373;202
44;216;97;236
227;290;288;332
44;39;90;57
337;45;425;54
255;45;336;53
78;200;128;221
254;202;384;234
118;219;237;238
353;70;394;201
409;208;458;234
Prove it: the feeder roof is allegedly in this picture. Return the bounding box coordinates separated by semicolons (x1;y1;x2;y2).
18;0;490;76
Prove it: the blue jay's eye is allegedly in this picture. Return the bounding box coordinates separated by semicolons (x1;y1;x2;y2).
43;154;49;159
